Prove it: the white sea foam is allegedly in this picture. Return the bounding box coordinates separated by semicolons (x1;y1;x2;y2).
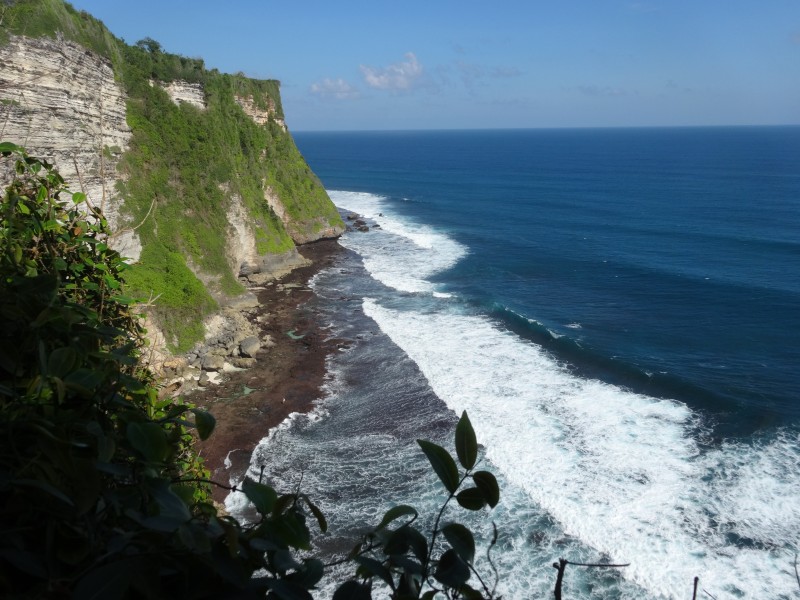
362;299;800;599
224;406;329;521
330;190;467;295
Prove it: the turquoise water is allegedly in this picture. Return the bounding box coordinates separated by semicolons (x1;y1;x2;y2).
230;127;800;598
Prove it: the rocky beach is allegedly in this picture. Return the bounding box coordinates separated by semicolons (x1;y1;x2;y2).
184;239;345;501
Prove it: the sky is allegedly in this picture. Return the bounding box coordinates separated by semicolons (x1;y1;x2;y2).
67;0;800;131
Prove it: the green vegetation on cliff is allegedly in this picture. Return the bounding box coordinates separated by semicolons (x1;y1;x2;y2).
1;0;344;352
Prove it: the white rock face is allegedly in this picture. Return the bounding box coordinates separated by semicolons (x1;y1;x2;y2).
0;34;139;259
153;79;206;110
226;192;261;275
226;190;308;277
234;94;286;131
265;185;344;244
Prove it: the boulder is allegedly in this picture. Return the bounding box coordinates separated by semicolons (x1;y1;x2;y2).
239;336;261;358
231;357;257;369
201;354;225;371
225;292;259;311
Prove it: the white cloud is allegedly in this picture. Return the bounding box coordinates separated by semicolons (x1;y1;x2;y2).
360;52;423;91
309;78;359;100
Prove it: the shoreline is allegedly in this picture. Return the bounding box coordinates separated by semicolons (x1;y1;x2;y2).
188;238;345;502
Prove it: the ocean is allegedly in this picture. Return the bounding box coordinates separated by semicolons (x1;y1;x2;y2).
230;127;800;598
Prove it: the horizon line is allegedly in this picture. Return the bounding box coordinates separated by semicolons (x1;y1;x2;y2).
292;123;800;134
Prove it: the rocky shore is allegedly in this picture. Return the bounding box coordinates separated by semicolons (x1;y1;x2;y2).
178;239;345;501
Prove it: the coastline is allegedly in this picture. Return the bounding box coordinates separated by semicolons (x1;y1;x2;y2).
188;238;344;502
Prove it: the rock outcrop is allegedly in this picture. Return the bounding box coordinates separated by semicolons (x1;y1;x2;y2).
153;79;206;110
225;191;309;280
265;187;345;244
235;94;286;132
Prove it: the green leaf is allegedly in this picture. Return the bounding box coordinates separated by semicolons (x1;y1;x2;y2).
458;584;485;600
72;192;87;204
272;549;301;572
149;480;192;521
64;368;105;396
472;470;500;508
301;494;328;533
264;578;314;600
15;479;74;506
455;410;478;470
242;478;277;514
177;523;211;553
47;347;78;378
97;436;115;462
388;554;423;576
0;549;46;579
0;141;21;154
73;558;138;600
270;512;311;550
384;526;427;562
441;522;475;564
455;487;486;511
376;504;417;531
333;580;372;600
417;440;459;494
126;422;167;462
273;493;295;515
355;556;394;588
191;408;216;440
434;548;470;588
293;558;324;588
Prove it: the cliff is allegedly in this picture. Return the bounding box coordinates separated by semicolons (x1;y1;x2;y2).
0;0;344;358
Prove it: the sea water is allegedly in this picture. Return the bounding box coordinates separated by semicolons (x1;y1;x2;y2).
228;128;800;598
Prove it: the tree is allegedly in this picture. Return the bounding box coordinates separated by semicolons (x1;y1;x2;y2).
136;36;162;54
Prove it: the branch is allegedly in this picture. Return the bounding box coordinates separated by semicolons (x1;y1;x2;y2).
795;553;800;592
552;557;629;600
423;469;471;583
109;194;157;241
567;561;630;568
172;477;239;492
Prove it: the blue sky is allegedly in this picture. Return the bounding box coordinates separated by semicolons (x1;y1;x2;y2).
68;1;800;131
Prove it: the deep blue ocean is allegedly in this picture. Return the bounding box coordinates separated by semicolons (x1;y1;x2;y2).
230;127;800;598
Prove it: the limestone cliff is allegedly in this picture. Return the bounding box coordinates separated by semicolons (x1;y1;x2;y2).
0;0;344;356
0;34;140;259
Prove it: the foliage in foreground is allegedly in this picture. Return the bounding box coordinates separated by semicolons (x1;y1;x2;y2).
0;144;501;599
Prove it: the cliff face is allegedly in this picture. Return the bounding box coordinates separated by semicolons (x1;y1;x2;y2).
0;34;140;259
0;2;344;356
